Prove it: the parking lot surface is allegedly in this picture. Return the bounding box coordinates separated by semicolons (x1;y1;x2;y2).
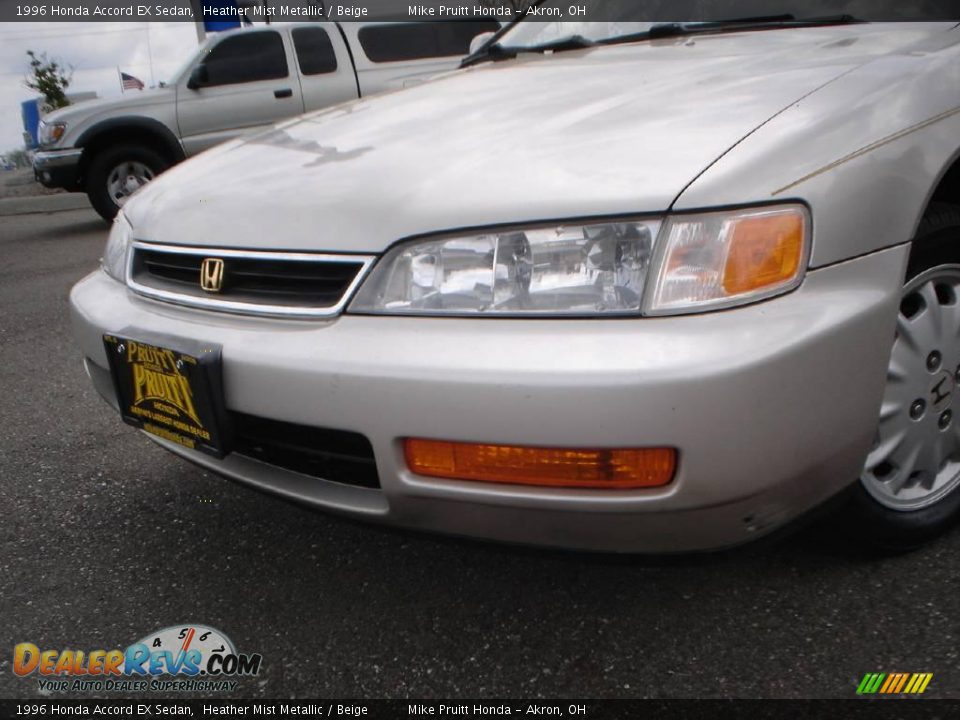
1;202;959;699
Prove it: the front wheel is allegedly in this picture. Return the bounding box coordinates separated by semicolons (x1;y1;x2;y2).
846;203;960;549
86;144;169;221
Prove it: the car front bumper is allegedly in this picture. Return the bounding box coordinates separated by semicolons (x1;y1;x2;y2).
69;244;907;552
33;148;82;191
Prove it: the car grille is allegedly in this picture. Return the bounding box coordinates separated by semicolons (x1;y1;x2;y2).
128;242;375;318
230;412;380;489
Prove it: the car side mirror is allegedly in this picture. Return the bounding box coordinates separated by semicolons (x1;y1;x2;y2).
187;65;208;90
469;32;496;57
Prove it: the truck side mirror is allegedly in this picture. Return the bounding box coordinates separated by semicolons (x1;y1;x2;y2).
469;32;496;57
187;65;208;90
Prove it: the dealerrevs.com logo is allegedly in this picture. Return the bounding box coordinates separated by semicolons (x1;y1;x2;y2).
13;624;262;693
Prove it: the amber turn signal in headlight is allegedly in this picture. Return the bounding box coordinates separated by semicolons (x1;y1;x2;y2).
646;204;809;314
38;120;67;146
404;439;676;489
722;211;805;295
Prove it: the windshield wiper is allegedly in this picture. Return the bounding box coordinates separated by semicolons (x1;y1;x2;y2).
647;14;795;38
600;14;863;45
461;34;595;68
462;12;864;67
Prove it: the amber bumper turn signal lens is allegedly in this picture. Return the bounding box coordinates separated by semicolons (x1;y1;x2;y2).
404;439;676;489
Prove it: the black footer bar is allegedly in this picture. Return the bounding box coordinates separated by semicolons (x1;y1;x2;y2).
2;699;958;720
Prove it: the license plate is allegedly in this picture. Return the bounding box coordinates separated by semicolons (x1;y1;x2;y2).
103;332;229;458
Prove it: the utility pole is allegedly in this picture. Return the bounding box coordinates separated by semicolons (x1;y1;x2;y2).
144;24;156;86
190;0;206;43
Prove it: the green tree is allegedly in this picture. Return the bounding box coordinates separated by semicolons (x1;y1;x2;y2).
24;50;73;111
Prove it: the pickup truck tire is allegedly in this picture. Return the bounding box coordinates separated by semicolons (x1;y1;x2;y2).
846;203;960;550
86;144;170;221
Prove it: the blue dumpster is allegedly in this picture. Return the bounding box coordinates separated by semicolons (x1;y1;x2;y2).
21;98;41;149
203;0;242;32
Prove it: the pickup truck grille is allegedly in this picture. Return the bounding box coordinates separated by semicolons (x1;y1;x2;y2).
128;242;375;318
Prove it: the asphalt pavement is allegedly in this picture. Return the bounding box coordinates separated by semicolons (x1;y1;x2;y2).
1;199;958;700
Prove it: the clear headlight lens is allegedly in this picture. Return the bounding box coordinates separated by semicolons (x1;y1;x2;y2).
350;206;808;317
349;219;660;316
646;205;809;314
38;120;67;146
102;212;132;282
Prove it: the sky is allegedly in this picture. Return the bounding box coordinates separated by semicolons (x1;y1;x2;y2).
0;22;200;154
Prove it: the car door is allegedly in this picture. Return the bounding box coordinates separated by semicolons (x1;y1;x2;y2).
290;26;360;112
176;29;305;156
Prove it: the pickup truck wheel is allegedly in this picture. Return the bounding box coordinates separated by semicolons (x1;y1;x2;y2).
846;203;960;550
87;144;169;221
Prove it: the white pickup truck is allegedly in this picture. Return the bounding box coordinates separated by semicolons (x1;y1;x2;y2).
33;20;498;220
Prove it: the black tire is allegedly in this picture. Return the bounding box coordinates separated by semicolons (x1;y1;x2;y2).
86;144;170;222
843;202;960;550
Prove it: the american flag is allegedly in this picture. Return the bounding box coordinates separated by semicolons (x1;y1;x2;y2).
120;72;144;91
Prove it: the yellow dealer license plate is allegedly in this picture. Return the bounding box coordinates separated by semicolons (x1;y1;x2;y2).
102;332;229;458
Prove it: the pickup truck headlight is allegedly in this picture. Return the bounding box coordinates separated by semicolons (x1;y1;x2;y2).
645;205;809;314
102;213;132;282
38;120;67;146
349;219;661;316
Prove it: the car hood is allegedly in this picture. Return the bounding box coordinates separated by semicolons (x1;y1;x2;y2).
47;87;174;126
127;23;950;253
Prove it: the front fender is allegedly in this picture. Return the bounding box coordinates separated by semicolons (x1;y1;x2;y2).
74;116;185;162
675;28;960;268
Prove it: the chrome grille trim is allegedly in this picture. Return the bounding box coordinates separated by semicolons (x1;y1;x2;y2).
126;241;377;319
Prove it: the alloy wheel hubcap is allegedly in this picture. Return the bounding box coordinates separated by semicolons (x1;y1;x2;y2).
861;265;960;511
107;161;154;207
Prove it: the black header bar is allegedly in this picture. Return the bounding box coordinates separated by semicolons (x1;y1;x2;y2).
2;0;959;23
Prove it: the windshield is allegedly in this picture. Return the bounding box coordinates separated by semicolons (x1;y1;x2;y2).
164;37;213;86
498;0;957;47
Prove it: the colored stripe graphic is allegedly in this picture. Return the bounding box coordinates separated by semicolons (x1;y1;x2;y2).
913;674;933;694
857;673;886;694
879;674;898;694
857;673;932;694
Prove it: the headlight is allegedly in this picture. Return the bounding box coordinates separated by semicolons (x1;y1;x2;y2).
102;212;132;282
349;219;661;316
38;120;67;147
645;204;809;314
350;206;808;317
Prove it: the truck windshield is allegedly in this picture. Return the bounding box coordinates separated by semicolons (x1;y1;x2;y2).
164;37;214;86
496;0;957;50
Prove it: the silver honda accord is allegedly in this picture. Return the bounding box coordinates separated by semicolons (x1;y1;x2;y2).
70;3;960;552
